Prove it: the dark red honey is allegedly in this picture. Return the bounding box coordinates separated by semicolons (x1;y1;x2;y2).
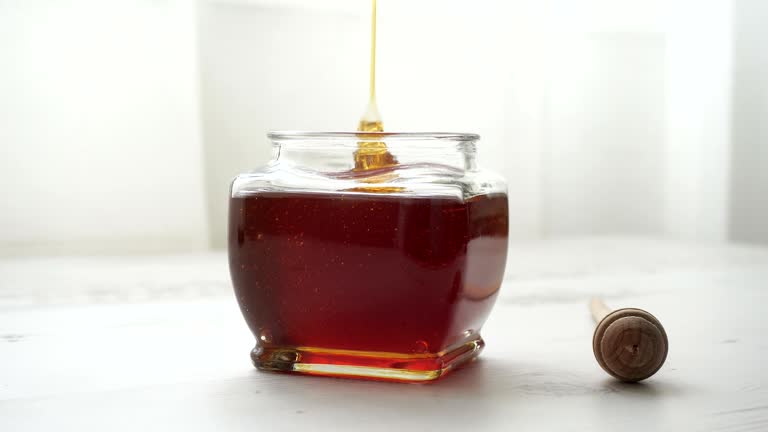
228;191;508;374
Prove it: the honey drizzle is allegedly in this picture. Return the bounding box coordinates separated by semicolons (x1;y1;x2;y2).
354;0;397;172
359;0;382;133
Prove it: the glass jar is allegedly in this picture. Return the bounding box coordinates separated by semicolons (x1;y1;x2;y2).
228;132;508;382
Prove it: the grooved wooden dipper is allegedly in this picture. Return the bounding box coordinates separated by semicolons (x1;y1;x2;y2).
590;298;668;382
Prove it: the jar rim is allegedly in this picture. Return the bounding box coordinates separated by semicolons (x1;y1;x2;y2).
268;131;480;142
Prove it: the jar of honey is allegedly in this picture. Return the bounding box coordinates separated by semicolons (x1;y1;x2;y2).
228;131;508;382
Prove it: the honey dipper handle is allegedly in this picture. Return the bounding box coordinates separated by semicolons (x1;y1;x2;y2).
590;297;612;323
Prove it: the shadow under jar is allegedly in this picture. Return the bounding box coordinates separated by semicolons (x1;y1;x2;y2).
228;132;509;382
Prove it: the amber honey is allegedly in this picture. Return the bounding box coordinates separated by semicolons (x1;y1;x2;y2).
229;192;508;380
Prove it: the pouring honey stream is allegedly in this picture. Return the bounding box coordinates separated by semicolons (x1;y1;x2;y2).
354;0;398;174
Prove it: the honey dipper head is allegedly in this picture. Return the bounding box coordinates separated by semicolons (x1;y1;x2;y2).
592;308;668;382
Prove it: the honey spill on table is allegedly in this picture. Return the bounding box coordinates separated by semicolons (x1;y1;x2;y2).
354;0;397;174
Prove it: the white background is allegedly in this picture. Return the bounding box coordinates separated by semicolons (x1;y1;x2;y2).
1;0;766;255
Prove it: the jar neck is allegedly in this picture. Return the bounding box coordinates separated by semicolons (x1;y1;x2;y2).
269;134;479;173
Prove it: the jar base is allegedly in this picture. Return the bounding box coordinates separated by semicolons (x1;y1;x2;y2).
251;336;484;383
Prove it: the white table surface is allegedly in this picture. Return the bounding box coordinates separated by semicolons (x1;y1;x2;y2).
1;237;766;431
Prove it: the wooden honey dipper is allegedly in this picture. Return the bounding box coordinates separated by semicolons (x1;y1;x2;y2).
590;298;668;382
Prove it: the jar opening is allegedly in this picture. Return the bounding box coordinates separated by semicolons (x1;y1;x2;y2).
268;131;480;143
266;131;480;175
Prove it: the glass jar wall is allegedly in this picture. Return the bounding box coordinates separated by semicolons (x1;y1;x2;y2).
228;132;508;382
